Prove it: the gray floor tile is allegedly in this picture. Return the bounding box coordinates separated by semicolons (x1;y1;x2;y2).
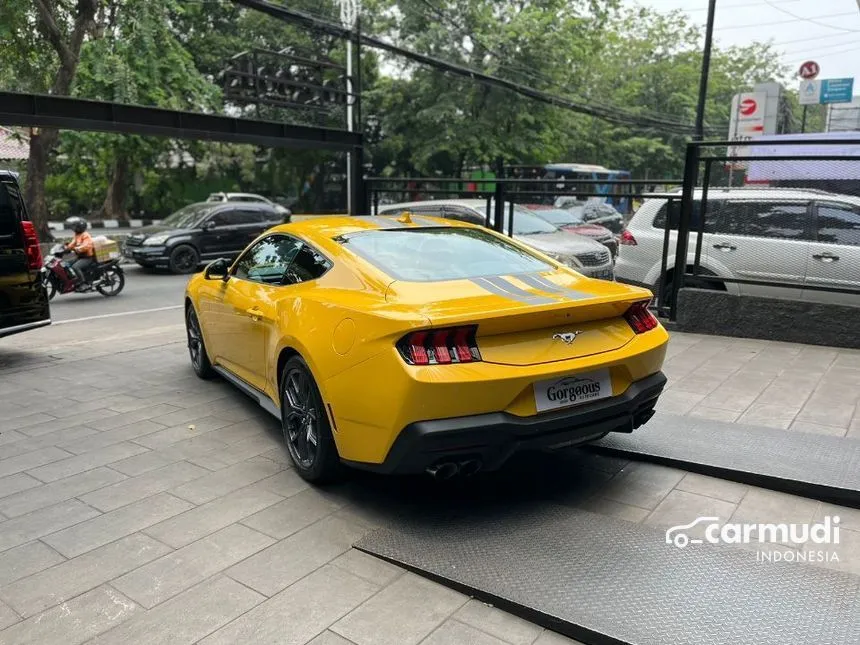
227;514;371;597
453;600;542;645
133;417;237;451
26;442;149;483
241;487;343;539
0;447;72;479
332;573;468;645
170;458;283;505
644;490;737;539
0;473;41;499
686;405;741;423
675;473;748;504
86;403;183;432
0;541;65;587
144;481;284;548
575;496;650;523
88;576;263;645
422;620;510;645
108;450;177;477
59;419;166;455
331;549;403;587
0;499;100;553
202;565;377;645
598;463;685;510
42;492;191;558
0;585;138;645
1;533;171;617
79;461;208;512
788;420;848;437
306;631;358;645
113;524;273;608
0;600;17;631
0;467;127;518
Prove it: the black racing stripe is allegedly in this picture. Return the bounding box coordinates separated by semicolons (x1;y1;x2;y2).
516;273;592;300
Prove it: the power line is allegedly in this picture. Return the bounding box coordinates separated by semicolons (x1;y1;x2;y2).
783;44;860;65
762;0;860;34
232;0;713;135
715;11;858;30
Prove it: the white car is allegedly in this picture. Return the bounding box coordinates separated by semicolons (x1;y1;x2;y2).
376;199;616;280
206;192;291;218
615;187;860;305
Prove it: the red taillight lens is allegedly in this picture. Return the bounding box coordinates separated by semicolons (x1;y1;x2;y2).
619;229;637;246
398;326;481;365
624;300;659;334
21;221;43;270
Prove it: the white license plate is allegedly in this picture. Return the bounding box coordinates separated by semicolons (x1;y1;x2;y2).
533;368;613;413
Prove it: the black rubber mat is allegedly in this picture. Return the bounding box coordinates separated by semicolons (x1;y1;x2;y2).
355;503;860;645
591;412;860;508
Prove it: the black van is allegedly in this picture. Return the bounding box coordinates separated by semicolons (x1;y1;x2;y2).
0;171;50;338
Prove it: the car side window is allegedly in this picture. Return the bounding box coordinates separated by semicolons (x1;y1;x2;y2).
651;200;712;232
233;235;303;284
285;244;332;284
816;203;860;247
718;201;811;240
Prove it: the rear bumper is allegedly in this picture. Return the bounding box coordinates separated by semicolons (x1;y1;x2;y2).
345;371;666;475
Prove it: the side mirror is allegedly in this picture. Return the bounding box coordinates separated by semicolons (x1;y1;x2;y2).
204;258;230;281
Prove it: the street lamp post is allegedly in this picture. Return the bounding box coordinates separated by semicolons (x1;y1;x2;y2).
339;0;359;214
694;0;717;140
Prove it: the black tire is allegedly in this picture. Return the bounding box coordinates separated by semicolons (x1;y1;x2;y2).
43;275;57;300
96;267;125;297
185;304;215;379
168;244;200;274
280;356;342;484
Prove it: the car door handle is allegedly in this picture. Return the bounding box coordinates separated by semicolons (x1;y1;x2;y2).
712;243;737;251
812;252;839;262
244;307;271;321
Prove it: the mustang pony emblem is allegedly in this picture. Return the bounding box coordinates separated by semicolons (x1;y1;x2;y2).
552;331;583;344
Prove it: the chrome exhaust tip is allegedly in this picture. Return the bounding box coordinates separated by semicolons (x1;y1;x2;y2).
426;462;459;480
458;459;482;477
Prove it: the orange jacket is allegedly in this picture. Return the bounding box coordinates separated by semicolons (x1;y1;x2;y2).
67;231;94;257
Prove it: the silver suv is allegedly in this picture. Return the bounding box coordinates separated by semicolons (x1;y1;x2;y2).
377;199;615;280
615;188;860;305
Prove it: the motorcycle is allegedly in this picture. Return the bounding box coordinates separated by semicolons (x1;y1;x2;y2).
41;243;125;300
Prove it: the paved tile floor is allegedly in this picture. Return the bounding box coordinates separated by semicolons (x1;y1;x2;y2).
0;329;858;644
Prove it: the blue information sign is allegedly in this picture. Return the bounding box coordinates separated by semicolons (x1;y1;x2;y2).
820;78;854;105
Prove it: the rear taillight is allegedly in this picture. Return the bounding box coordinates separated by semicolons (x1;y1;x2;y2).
619;229;637;246
398;326;481;365
21;221;43;270
624;300;659;333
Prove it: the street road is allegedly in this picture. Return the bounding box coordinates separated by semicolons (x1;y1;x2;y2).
48;265;192;322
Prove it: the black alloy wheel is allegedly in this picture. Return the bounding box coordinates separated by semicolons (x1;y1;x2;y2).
169;245;200;274
185;305;214;379
280;356;342;483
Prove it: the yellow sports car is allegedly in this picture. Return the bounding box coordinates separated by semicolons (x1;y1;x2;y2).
184;213;669;483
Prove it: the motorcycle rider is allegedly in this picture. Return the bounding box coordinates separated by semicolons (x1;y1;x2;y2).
63;216;96;286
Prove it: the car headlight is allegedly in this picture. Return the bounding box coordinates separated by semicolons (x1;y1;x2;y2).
142;234;170;246
548;252;581;268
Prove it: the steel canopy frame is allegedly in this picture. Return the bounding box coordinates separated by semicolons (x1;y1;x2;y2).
0;91;362;151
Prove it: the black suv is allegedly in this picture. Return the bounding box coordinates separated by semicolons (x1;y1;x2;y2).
0;170;50;338
123;202;289;274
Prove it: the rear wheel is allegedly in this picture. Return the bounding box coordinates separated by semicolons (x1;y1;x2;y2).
186;304;214;379
96;267;124;296
280;356;342;484
169;245;200;274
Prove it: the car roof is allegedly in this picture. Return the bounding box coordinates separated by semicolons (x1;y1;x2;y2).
687;187;860;202
271;214;473;240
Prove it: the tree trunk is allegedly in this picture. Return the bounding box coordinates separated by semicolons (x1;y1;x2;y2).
24;130;59;240
101;154;129;220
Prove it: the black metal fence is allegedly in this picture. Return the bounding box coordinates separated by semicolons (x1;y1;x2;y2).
667;138;860;319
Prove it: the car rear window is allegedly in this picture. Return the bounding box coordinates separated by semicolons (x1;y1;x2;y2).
338;227;553;282
0;179;22;239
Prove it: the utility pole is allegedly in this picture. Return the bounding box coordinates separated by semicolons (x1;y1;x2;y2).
694;0;717;140
339;0;359;214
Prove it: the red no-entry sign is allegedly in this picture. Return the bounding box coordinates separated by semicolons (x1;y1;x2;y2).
799;61;820;80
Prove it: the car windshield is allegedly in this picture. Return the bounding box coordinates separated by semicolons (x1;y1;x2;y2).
161;203;215;228
488;204;559;235
533;208;585;226
339;227;553;282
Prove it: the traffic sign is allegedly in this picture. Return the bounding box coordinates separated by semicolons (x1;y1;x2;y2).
739;98;758;116
799;61;820;80
799;80;821;105
821;78;854;105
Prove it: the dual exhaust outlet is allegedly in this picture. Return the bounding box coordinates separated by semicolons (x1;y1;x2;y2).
426;459;482;480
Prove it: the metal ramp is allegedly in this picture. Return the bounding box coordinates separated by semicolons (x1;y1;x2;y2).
356;502;860;645
591;412;860;508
